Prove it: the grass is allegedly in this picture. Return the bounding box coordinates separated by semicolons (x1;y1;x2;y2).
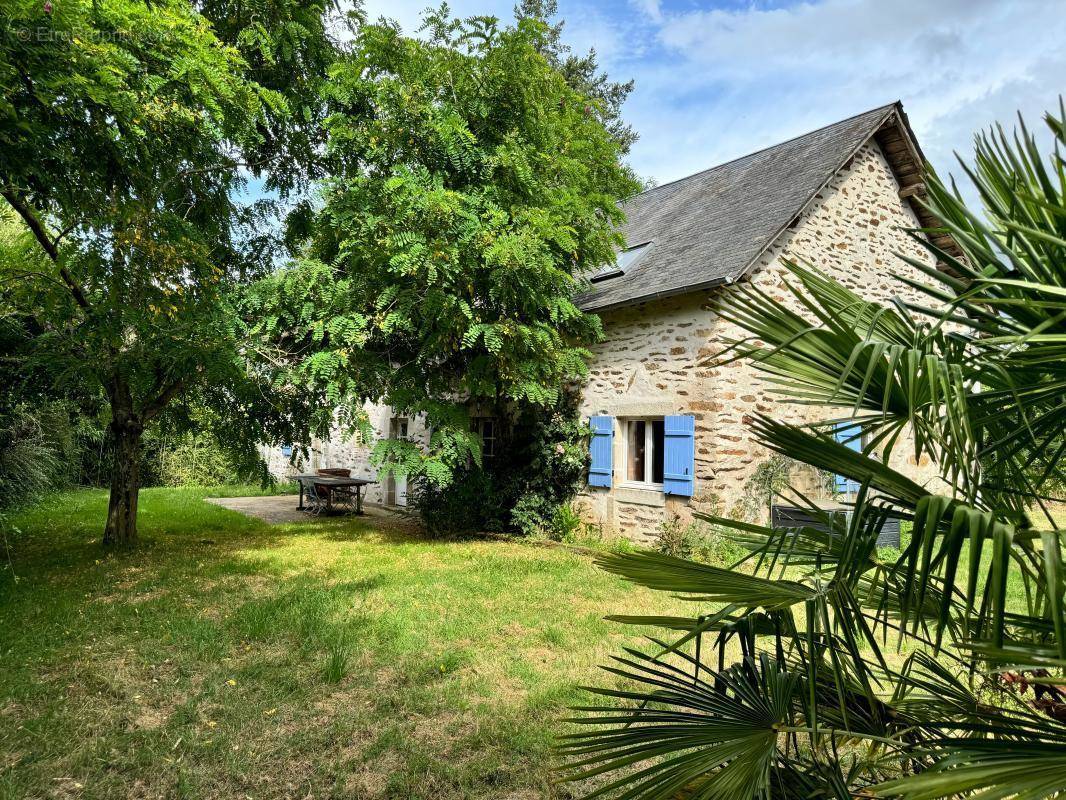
0;488;687;800
205;482;302;498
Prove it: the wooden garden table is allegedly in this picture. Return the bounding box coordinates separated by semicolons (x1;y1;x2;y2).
295;475;374;515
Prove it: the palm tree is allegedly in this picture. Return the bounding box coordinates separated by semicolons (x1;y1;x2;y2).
561;104;1066;799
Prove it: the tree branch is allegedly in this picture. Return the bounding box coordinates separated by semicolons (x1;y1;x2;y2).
141;377;187;422
0;270;70;292
0;189;93;312
157;156;279;194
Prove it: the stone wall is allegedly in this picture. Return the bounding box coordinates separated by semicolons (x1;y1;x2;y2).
259;402;430;507
577;138;943;542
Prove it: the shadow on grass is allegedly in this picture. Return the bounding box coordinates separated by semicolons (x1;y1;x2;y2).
0;486;648;799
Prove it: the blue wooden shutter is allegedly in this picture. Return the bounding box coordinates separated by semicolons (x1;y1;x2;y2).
663;415;695;496
833;423;862;494
588;416;614;488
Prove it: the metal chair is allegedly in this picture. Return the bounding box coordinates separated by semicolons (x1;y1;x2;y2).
318;468;355;513
300;477;325;516
314;468;350;507
332;486;356;513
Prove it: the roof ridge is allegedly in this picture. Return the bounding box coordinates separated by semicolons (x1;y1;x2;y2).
626;101;900;202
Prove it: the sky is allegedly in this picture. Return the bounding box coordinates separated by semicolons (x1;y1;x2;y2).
359;0;1066;195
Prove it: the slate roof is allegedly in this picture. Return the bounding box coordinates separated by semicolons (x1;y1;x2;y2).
577;103;904;312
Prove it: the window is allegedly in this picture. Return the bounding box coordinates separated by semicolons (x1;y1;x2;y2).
389;417;409;441
623;418;664;486
833;422;868;498
589;241;652;283
472;417;497;460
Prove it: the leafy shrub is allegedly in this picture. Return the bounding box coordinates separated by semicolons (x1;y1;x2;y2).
732;455;795;521
410;466;499;537
413;389;590;538
158;432;257;487
731;454;837;522
653;515;701;560
547;502;584;542
654;514;746;566
494;390;590;537
0;402;89;510
0;407;61;510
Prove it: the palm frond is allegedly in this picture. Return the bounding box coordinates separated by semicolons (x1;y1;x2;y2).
570;102;1066;800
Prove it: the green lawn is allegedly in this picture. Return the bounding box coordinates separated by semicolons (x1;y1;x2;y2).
0;488;683;799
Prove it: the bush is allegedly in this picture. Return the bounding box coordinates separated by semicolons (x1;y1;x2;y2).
654;515;700;559
546;502;583;542
0;390;268;496
413;389;590;538
494;390;590;537
0;402;88;510
0;407;61;510
654;514;746;566
78;424;265;490
410;466;498;537
158;432;257;487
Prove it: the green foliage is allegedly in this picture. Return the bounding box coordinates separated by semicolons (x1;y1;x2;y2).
254;5;640;487
0;0;340;543
500;391;593;536
732;455;795;522
654;514;746;566
512;0;637;155
567;106;1066;799
0;401;258;499
652;515;703;560
195;0;354;191
730;455;835;522
158;432;259;487
410;465;495;538
411;389;592;537
0;405;66;510
547;502;584;542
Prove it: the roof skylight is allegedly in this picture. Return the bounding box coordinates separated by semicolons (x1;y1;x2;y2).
589;241;652;283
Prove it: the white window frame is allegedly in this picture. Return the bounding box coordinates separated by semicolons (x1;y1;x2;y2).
390;417;410;441
472;417;497;460
620;417;665;490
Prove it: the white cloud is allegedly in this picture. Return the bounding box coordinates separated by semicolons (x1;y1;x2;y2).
355;0;1066;204
617;0;1066;190
630;0;662;23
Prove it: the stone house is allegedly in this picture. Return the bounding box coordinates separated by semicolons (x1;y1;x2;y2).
575;101;950;540
264;101;948;540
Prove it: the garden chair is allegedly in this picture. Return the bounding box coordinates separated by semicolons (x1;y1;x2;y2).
299;477;325;516
317;468;356;511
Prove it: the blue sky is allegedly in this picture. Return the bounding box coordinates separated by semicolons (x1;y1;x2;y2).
361;0;1066;193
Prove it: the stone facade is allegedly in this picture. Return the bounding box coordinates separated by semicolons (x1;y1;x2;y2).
260;402;430;508
576;139;942;542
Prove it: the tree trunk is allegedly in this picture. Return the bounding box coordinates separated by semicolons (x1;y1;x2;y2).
103;419;143;547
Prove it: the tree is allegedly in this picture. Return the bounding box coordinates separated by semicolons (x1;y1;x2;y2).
195;0;352;190
0;0;342;545
256;5;640;484
513;0;637;156
562;107;1066;798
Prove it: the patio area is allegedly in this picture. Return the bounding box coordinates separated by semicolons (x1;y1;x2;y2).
206;493;416;526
